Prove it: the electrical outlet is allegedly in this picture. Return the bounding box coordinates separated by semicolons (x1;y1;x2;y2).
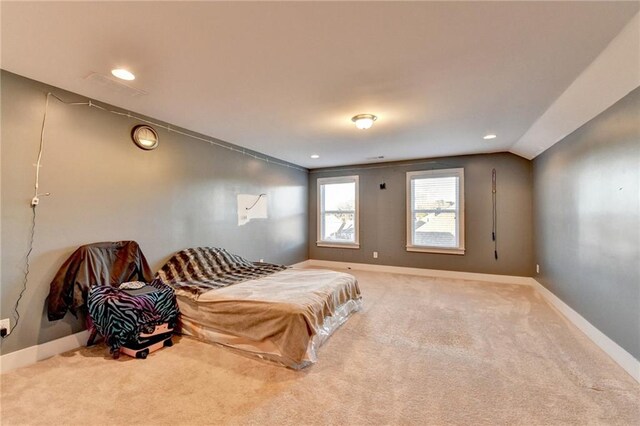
0;318;10;336
373;251;378;259
536;264;540;274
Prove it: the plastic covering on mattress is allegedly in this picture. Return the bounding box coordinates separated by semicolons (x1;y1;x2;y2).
180;298;362;369
176;268;362;369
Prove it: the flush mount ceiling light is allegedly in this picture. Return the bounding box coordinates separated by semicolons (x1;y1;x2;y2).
483;134;497;140
310;154;320;159
351;114;377;130
131;125;159;150
111;68;135;81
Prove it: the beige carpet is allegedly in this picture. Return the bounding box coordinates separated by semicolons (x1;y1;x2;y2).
1;270;638;425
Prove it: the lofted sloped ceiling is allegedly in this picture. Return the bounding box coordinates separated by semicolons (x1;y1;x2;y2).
1;1;638;168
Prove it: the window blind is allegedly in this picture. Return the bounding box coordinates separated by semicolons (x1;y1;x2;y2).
408;170;463;251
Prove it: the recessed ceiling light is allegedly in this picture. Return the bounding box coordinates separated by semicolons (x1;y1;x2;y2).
310;154;320;159
351;114;377;130
111;68;135;81
483;134;497;140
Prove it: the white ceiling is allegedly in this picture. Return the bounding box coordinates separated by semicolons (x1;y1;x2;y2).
2;1;638;169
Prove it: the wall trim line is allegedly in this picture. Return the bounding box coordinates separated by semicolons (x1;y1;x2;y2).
0;330;89;374
529;278;639;383
289;260;312;268
1;259;313;374
3;263;637;384
303;259;639;383
303;259;533;285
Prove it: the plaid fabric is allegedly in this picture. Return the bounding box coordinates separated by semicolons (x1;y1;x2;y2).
155;247;288;297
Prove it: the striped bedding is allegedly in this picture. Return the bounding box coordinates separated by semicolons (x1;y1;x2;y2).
155;247;362;368
155;247;288;298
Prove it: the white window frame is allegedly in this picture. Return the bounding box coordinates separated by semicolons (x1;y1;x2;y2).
406;168;465;255
317;175;360;249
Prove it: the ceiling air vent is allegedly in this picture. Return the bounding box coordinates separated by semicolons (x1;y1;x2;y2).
84;72;148;97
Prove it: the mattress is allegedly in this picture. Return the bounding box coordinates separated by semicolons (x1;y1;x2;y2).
177;268;362;369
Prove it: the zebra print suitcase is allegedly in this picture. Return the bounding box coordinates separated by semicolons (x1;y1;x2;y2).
120;330;174;359
139;322;175;338
87;283;179;358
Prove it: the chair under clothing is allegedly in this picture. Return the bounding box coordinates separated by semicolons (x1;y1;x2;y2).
46;241;179;357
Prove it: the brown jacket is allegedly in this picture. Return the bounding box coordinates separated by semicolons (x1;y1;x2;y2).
47;241;153;320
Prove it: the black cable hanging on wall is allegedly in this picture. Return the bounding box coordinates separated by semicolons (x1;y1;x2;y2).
246;193;267;211
7;207;38;338
492;168;498;260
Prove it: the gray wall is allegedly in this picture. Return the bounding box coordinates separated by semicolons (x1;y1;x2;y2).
533;87;640;360
0;71;308;355
309;153;534;276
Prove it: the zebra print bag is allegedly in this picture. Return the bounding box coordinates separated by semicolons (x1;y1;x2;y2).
87;281;179;353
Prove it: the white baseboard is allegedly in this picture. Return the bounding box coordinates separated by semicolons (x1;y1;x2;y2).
303;259;533;285
530;278;639;383
2;264;638;384
289;260;312;268
0;330;89;374
303;259;639;383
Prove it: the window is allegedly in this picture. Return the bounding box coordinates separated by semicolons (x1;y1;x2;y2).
406;168;465;254
317;176;359;248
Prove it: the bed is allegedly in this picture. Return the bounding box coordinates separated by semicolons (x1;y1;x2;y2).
156;247;362;369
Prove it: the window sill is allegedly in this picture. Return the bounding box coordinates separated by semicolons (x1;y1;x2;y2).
406;246;465;255
316;242;360;249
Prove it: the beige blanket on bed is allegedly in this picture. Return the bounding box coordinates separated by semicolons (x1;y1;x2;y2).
177;268;361;365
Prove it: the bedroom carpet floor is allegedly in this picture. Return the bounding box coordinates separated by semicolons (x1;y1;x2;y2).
1;269;638;425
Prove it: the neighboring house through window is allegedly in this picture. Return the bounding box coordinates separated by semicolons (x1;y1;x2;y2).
406;168;465;254
317;176;359;248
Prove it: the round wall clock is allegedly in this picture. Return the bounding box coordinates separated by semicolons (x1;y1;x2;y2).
131;125;159;150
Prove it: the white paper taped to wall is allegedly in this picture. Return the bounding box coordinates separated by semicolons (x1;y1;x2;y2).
237;194;268;226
